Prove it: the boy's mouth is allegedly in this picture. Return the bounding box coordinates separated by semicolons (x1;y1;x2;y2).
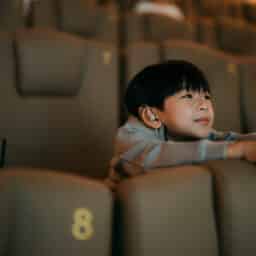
194;117;210;126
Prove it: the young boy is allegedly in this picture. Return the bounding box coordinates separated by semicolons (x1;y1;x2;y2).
107;60;256;188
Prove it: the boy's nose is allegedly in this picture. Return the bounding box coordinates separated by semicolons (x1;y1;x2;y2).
197;100;208;111
199;105;208;111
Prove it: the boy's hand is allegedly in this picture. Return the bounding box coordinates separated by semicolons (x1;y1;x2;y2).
227;141;256;162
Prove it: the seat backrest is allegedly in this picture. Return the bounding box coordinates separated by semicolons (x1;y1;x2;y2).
216;17;256;56
237;57;256;133
0;0;24;31
242;2;256;24
0;168;113;256
196;17;218;49
163;40;241;132
0;29;119;178
125;12;148;43
146;14;196;42
125;12;196;43
192;0;227;17
225;1;243;19
32;0;118;44
172;0;195;17
126;42;161;82
115;166;219;256
206;159;256;256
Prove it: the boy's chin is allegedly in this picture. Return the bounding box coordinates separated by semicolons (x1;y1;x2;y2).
168;127;212;140
181;128;212;140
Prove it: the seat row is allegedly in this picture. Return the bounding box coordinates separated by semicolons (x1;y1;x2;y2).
29;0;256;56
1;28;256;180
124;14;256;56
1;158;256;256
0;0;119;43
119;0;251;21
3;0;256;57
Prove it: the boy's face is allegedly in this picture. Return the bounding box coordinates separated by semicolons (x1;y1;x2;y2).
157;89;214;139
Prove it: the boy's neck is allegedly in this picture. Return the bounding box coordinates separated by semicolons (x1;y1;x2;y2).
166;129;207;142
167;133;197;142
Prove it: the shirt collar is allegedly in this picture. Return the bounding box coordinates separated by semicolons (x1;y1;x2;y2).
125;116;167;140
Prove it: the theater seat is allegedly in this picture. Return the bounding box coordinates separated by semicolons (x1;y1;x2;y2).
225;1;243;19
242;2;256;24
0;29;119;178
216;17;256;56
0;168;112;256
195;17;218;49
205;160;256;256
32;0;118;44
125;12;196;44
115;166;219;256
237;57;256;133
192;0;227;18
0;0;24;31
126;42;160;82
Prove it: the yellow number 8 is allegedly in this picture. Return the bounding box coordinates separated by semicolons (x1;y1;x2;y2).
72;208;94;240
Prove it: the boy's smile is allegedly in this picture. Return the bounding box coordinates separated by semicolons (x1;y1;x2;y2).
156;89;214;139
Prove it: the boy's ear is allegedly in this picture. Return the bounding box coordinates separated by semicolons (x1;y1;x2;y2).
139;106;162;129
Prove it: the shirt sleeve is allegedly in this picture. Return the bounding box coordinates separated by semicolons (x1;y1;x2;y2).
112;136;230;177
211;130;256;141
228;132;256;141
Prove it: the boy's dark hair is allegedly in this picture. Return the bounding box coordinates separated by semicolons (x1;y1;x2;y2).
125;60;210;118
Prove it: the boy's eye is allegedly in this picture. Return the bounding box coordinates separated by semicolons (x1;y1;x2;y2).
181;93;193;99
205;95;211;100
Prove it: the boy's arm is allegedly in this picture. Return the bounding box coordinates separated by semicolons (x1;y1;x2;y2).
113;138;256;177
113;139;229;176
211;130;256;141
227;140;256;162
230;133;256;141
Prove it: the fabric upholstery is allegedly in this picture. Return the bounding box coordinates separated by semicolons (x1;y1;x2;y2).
146;14;196;42
0;30;119;178
32;0;118;44
196;17;218;49
0;0;24;31
237;58;256;133
16;29;85;96
0;168;112;256
115;166;219;256
216;17;256;56
206;160;256;256
126;42;160;82
242;3;256;24
125;13;196;43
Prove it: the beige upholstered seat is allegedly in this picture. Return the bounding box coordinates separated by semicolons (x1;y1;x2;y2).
0;0;24;31
237;57;256;133
32;0;118;44
204;160;256;256
125;12;196;43
115;166;219;256
0;168;113;256
0;29;119;178
216;17;256;56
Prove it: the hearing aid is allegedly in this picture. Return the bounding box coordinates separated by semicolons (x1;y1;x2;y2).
147;109;158;122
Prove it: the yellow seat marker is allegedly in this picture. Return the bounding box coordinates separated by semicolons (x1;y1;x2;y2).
72;208;94;240
103;51;112;65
